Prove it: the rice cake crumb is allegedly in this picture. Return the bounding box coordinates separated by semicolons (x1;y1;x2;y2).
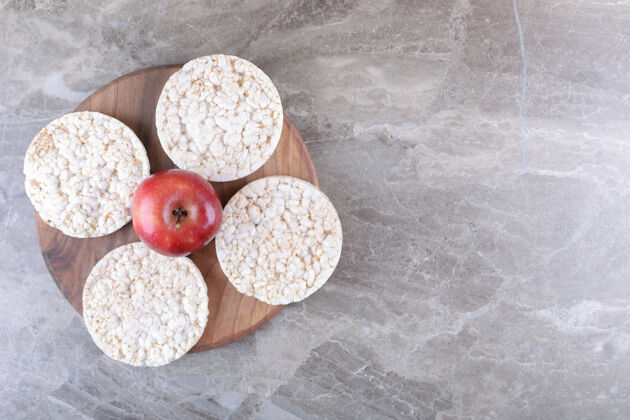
23;111;150;238
216;176;343;305
82;242;209;367
155;55;283;182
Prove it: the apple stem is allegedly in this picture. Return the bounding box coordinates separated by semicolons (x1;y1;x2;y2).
172;207;188;229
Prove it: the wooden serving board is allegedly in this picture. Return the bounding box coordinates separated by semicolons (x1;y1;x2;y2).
35;65;318;352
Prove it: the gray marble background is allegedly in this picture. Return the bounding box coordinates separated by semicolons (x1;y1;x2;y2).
2;0;630;418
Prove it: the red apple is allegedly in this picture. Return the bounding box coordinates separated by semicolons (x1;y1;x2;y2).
132;169;222;257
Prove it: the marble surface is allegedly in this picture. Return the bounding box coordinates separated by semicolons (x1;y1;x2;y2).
2;0;630;418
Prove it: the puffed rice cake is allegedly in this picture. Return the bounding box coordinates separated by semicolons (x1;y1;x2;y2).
216;176;343;305
155;55;283;182
24;111;150;238
82;242;209;367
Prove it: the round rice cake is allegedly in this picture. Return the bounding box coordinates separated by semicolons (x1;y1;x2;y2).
23;111;150;238
216;176;343;305
82;242;209;367
155;55;283;182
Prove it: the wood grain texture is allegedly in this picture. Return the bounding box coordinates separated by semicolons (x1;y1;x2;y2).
34;65;318;353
